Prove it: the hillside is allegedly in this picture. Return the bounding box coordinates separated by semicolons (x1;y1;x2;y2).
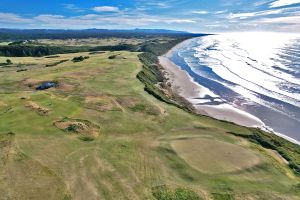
0;36;299;200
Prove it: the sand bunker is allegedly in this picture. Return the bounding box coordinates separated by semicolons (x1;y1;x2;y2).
0;101;7;108
116;96;140;108
22;79;43;88
25;101;50;116
54;118;100;137
171;137;261;174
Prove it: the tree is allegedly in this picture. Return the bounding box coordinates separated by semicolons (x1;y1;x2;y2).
72;56;85;62
6;59;12;65
36;51;43;57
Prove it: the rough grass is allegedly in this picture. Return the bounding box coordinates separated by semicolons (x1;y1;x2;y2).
0;48;299;199
0;133;68;199
54;117;100;138
136;36;300;182
37;38;146;47
152;185;203;200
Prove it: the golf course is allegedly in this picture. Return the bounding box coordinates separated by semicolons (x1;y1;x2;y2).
0;36;300;200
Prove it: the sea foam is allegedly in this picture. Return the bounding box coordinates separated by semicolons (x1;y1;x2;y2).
171;32;300;142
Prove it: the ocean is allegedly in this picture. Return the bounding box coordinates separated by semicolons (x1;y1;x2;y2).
169;32;300;143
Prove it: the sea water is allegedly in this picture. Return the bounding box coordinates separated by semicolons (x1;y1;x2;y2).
170;32;300;142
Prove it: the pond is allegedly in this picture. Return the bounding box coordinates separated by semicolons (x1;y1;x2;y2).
36;82;58;90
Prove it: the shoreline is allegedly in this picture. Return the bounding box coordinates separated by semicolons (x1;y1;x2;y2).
159;38;300;145
159;55;265;127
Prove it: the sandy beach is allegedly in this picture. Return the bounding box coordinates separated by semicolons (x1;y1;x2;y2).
159;42;266;128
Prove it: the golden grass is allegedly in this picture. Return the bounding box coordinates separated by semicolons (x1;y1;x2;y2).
0;49;299;199
36;38;144;46
25;101;50;116
54;119;100;137
0;101;7;108
171;137;261;174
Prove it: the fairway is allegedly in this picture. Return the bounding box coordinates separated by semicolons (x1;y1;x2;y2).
0;49;299;199
1;0;300;197
171;137;261;174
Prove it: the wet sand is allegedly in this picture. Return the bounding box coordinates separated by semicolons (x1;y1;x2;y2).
159;44;265;128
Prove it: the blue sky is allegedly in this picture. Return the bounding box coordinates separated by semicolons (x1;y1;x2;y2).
1;0;300;32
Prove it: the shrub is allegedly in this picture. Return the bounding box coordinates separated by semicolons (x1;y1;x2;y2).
45;59;68;67
79;136;95;142
173;188;201;200
72;56;85;62
130;104;146;112
72;56;89;62
108;55;118;59
6;59;12;64
152;186;202;200
67;124;81;132
211;193;233;200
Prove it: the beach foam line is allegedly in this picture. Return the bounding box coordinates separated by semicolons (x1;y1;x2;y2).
159;54;265;128
261;126;300;146
159;38;300;145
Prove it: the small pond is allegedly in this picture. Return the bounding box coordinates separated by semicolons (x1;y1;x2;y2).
36;82;58;90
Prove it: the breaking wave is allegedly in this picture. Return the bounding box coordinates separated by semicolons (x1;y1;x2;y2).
171;32;300;142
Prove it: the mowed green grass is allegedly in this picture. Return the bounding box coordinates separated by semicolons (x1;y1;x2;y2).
0;52;299;200
171;137;261;174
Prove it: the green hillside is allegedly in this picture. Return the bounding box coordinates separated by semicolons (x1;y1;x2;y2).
0;37;299;200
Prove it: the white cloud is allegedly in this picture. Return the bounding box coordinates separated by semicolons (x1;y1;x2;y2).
134;0;174;9
228;12;257;19
79;14;100;20
62;4;85;12
192;10;209;14
156;2;170;8
205;24;229;28
253;0;273;7
0;12;32;23
92;6;120;12
228;9;283;19
270;0;300;8
220;0;243;7
34;15;65;21
215;10;228;14
253;14;300;31
29;13;196;28
166;19;196;23
259;15;300;23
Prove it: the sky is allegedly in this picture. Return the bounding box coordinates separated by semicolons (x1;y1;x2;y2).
1;0;300;33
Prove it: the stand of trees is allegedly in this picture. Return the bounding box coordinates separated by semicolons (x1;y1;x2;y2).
0;45;76;57
0;29;196;40
0;42;146;58
0;44;139;57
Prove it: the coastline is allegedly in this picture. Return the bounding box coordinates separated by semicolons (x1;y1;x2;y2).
159;44;265;128
159;39;300;145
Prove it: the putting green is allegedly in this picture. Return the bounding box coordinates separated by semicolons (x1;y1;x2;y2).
171;137;261;174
